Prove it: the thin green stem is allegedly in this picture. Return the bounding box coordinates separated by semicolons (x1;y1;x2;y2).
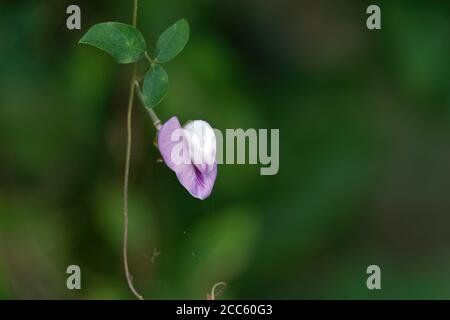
137;52;155;81
147;108;162;130
123;0;144;301
145;52;155;65
137;64;151;82
134;81;162;130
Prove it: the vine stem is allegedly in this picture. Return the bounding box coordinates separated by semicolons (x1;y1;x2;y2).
123;0;144;300
209;282;227;300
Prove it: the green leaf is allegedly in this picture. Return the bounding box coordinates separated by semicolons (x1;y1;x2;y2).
79;22;146;64
142;65;169;108
155;19;190;63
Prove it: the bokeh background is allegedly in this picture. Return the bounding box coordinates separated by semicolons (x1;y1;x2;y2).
1;0;450;299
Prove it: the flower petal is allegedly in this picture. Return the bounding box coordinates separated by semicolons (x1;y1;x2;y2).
176;161;217;200
157;116;185;171
158;116;218;200
183;120;217;174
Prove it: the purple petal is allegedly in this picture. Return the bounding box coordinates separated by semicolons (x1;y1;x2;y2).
176;162;217;200
157;116;184;171
158;116;217;200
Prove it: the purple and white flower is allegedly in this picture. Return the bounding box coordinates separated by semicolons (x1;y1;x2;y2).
157;116;217;200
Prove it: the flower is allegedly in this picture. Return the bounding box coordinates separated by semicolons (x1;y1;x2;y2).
157;116;217;200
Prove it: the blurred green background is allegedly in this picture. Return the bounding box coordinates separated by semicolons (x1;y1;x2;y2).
1;0;450;299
